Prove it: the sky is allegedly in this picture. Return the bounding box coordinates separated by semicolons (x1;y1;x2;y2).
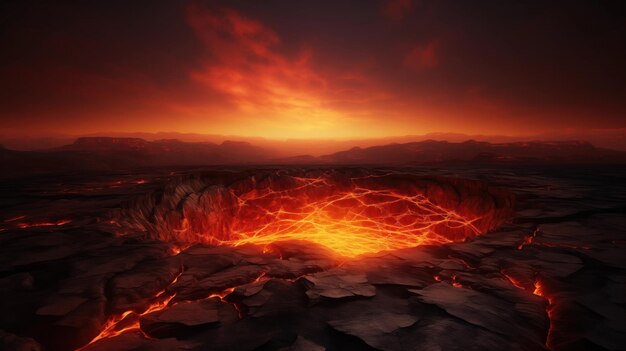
1;0;625;142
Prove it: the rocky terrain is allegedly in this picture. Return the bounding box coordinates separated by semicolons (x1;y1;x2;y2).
0;165;624;351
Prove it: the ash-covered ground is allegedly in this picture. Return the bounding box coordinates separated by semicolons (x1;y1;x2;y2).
0;165;625;351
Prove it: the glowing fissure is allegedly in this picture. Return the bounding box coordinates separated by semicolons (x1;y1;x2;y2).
122;172;513;257
78;270;271;350
518;226;592;251
518;226;539;250
3;215;27;222
501;269;555;350
16;219;72;229
450;274;463;288
533;279;555;350
500;269;527;290
77;269;184;350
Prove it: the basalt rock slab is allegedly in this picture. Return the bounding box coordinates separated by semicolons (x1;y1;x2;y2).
140;298;234;339
327;313;418;351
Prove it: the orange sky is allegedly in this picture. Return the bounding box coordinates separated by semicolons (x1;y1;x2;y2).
1;0;625;141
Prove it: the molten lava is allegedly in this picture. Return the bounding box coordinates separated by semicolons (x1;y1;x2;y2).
16;219;72;229
77;270;184;350
533;279;555;350
121;171;514;257
77;270;270;350
518;227;539;250
228;188;480;257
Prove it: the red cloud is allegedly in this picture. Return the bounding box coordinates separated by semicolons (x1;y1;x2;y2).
187;5;328;118
403;41;438;70
184;4;391;137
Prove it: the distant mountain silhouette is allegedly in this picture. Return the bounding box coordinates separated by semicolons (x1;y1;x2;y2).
3;129;626;155
0;137;274;176
56;137;271;163
2;137;625;176
317;140;626;164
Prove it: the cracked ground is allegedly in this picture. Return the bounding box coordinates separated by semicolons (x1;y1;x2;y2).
0;165;624;351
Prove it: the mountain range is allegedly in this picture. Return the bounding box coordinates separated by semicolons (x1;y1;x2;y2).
2;129;626;155
317;140;625;164
1;137;625;176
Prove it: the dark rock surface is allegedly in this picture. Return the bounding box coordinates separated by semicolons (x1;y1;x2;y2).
0;165;625;351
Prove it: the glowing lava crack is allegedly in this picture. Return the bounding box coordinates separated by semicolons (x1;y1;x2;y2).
118;170;514;257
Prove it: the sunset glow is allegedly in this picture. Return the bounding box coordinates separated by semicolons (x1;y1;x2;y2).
1;1;625;144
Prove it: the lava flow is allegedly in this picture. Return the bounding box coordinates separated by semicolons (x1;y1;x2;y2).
518;226;540;250
16;219;72;229
78;271;270;350
122;172;513;257
77;270;184;350
229;187;481;257
533;279;556;350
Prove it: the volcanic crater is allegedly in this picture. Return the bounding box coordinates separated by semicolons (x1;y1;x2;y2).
116;170;515;257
